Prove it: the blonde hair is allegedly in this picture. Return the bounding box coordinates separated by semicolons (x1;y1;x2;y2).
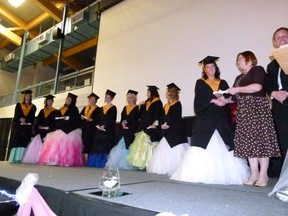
167;88;179;101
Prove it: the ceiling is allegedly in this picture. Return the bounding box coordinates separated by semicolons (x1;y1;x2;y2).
0;0;123;74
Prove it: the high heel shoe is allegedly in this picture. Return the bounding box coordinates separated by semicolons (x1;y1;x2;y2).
255;178;269;187
244;179;257;185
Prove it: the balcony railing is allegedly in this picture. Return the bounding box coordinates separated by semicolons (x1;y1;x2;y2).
0;66;94;107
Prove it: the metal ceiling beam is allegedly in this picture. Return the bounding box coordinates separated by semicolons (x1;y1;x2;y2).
31;0;63;22
42;37;98;66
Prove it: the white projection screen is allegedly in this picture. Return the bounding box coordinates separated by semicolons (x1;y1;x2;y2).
93;0;288;120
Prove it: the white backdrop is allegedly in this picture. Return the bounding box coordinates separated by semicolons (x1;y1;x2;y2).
93;0;288;119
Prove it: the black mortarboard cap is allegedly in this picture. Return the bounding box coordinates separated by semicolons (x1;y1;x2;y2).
105;89;116;98
167;83;181;91
21;89;33;94
198;56;219;65
44;94;55;100
67;92;78;100
127;89;138;95
147;85;159;91
87;93;100;99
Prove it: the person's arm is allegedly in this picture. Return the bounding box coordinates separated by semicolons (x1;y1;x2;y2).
228;83;262;95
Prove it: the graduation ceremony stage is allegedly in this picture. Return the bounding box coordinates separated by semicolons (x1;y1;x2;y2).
0;162;287;216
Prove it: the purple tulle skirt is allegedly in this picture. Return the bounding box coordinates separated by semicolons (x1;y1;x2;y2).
22;134;43;164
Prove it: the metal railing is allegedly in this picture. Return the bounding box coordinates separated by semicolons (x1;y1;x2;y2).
0;66;94;107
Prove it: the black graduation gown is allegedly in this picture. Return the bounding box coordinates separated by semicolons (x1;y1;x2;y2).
139;99;163;142
34;108;58;139
10;102;37;148
120;105;140;149
80;105;101;154
55;105;81;134
92;105;117;154
162;101;188;148
191;79;234;150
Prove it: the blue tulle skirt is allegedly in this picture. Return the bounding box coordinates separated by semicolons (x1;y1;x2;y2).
106;137;135;170
87;153;108;168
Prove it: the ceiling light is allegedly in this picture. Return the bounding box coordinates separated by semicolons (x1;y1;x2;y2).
8;0;26;7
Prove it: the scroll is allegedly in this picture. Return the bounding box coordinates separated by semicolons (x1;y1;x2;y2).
272;44;288;75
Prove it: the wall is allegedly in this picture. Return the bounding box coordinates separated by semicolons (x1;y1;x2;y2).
93;0;288;119
0;63;56;95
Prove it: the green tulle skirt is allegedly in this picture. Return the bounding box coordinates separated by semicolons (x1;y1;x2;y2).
127;131;158;169
8;147;26;163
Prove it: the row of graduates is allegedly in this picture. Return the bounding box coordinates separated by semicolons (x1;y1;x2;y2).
10;55;279;187
8;83;188;171
9;90;87;166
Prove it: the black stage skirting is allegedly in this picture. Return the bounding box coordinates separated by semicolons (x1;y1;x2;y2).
0;162;287;216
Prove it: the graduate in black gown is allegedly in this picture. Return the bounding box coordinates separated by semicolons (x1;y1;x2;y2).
34;95;58;139
171;56;249;184
127;85;164;169
38;92;84;166
8;89;37;163
147;83;189;175
22;94;58;163
80;93;101;161
106;89;140;169
87;89;117;168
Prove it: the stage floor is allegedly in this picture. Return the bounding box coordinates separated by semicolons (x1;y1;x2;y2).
0;162;287;216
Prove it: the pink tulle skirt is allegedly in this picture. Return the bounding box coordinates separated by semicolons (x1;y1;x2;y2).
22;134;43;164
37;129;84;167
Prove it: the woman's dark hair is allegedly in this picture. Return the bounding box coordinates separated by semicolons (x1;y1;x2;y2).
21;94;32;104
201;62;221;80
65;97;76;107
237;50;257;67
44;98;54;108
148;89;159;101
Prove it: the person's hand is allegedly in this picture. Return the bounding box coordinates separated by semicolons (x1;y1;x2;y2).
161;122;169;129
121;120;128;129
214;93;223;99
87;117;93;122
20;118;26;124
271;90;288;103
212;98;226;107
218;97;229;105
227;87;239;95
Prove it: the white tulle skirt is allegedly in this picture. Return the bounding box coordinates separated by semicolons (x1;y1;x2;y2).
147;137;189;176
170;130;250;185
37;129;84;167
106;137;135;170
269;151;288;201
22;134;43;164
